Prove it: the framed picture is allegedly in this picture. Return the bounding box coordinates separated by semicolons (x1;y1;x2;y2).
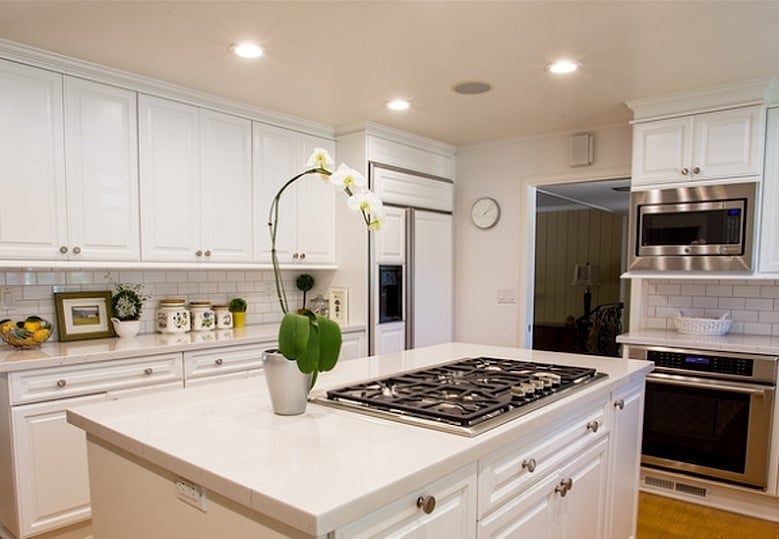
54;291;115;342
329;287;348;326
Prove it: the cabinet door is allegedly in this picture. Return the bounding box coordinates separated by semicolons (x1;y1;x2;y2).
607;382;645;539
558;438;609;539
336;464;476;539
139;94;201;261
375;207;406;264
200;109;253;262
11;393;104;537
375;321;406;354
253;122;297;263
296;134;336;265
477;471;558;539
760;108;779;273
64;77;139;261
631;116;691;187
692;105;764;181
0;59;67;259
340;330;366;361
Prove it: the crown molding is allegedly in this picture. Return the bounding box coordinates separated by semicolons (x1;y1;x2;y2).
336;121;456;157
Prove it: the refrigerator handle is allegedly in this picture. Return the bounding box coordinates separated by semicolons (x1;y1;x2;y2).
405;208;414;350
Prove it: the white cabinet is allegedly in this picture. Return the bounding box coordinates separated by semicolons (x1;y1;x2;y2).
632;105;764;187
335;464;477;538
760;107;779;273
2;354;184;538
374;206;406;264
0;62;140;262
254;122;336;265
183;342;270;386
375;321;406;354
139;95;253;263
340;329;366;361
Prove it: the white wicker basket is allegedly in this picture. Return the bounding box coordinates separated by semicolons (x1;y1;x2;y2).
674;311;732;336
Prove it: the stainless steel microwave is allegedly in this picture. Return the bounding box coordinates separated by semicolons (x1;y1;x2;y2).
628;182;757;272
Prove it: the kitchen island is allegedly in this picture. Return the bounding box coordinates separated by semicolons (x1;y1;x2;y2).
67;342;652;538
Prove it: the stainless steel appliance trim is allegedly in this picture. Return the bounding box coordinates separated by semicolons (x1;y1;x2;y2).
627;181;757;272
646;372;773;396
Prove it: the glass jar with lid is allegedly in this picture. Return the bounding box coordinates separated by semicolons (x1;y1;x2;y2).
156;299;190;334
190;301;215;331
213;304;233;329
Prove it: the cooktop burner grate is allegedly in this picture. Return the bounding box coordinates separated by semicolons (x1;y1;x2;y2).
316;356;608;435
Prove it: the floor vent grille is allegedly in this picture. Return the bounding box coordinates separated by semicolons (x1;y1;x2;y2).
644;475;708;498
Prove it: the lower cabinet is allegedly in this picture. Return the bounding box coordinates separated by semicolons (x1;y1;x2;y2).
335;464;477;538
183;342;271;386
340;329;366;361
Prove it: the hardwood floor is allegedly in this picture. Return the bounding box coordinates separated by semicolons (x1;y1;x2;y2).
637;492;779;538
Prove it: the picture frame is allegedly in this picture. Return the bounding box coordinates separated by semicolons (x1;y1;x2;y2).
54;291;116;342
329;287;348;326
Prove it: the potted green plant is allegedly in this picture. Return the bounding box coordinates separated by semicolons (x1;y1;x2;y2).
264;148;383;414
107;274;150;338
229;297;248;328
295;273;315;312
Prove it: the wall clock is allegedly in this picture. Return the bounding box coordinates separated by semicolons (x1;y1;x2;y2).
470;197;501;229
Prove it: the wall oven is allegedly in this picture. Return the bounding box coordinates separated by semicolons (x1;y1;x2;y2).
628;345;777;490
628;182;757;272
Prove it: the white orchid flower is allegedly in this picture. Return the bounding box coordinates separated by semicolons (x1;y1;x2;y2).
329;164;366;191
347;190;383;215
306;148;334;173
368;212;385;231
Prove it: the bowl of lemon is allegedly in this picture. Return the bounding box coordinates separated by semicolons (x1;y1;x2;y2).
0;316;53;348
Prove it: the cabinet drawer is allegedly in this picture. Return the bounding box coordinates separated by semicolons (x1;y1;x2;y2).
9;353;183;404
183;343;271;382
478;398;607;517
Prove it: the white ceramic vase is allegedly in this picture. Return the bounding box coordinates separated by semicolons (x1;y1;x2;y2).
262;349;312;415
111;318;141;338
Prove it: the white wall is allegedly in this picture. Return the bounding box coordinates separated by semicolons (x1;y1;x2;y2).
454;123;632;347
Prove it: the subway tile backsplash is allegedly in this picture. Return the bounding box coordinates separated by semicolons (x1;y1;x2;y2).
0;268;330;340
644;279;779;336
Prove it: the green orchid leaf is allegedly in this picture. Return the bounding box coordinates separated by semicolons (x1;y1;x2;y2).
277;312;310;361
317;315;342;372
297;320;320;373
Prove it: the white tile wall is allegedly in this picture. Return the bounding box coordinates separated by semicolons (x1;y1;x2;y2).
0;268;333;340
644;279;779;336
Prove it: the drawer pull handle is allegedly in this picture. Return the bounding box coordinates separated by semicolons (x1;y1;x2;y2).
56;379;67;388
681;167;690;175
555;477;574;497
195;250;203;257
614;398;625;410
215;358;223;366
416;495;436;514
586;420;600;433
144;368;153;375
522;458;537;473
72;246;82;254
692;166;701;175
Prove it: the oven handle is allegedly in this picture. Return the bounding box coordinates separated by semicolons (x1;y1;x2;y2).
647;372;772;397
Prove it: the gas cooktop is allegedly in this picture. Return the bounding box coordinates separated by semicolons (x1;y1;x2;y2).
311;356;608;436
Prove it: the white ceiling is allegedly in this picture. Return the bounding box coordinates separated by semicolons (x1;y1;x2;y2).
0;1;777;147
537;179;630;214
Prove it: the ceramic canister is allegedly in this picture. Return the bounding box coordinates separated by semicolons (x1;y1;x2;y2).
155;299;190;334
213;304;233;329
190;301;215;331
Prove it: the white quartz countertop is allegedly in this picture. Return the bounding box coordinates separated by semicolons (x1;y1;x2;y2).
0;324;365;373
618;329;779;356
67;342;652;536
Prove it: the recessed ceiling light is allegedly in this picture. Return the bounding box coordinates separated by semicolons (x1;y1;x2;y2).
453;81;493;95
547;60;579;74
387;99;410;111
231;42;263;59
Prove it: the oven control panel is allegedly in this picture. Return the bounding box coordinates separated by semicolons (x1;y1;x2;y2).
647;350;753;377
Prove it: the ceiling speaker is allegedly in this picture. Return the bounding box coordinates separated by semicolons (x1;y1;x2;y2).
569;133;593;167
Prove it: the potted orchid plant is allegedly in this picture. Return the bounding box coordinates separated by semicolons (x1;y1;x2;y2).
265;149;382;410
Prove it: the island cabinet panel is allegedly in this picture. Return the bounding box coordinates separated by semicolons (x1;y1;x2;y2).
183;342;271;386
335;463;477;539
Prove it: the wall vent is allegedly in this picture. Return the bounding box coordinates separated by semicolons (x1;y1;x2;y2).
644;474;708;498
675;482;707;498
569;133;594;167
644;476;675;491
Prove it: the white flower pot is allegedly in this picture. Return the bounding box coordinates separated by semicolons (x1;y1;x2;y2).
262;349;311;415
111;318;141;338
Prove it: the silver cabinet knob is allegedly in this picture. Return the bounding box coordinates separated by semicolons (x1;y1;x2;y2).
692;166;701;175
204;250;212;257
522;458;537;473
416;495;436;514
555;477;574;497
56;379;67;388
299;252;306;260
59;246;68;254
292;253;299;259
72;246;82;254
144;368;153;375
614;398;625;410
214;358;223;366
586;420;600;433
681;167;690;175
195;250;203;257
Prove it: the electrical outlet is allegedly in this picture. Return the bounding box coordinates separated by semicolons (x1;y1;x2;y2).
175;478;208;512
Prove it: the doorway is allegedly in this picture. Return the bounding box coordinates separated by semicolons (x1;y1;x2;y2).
531;179;629;355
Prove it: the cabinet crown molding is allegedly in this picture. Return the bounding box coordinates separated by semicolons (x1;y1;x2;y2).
336;121;456;157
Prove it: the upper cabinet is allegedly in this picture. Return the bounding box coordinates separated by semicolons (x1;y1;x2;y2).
631;105;765;187
254;122;336;266
139;95;253;263
759;107;779;273
0;60;139;261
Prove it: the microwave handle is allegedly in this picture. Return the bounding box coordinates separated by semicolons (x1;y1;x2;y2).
647;373;771;397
